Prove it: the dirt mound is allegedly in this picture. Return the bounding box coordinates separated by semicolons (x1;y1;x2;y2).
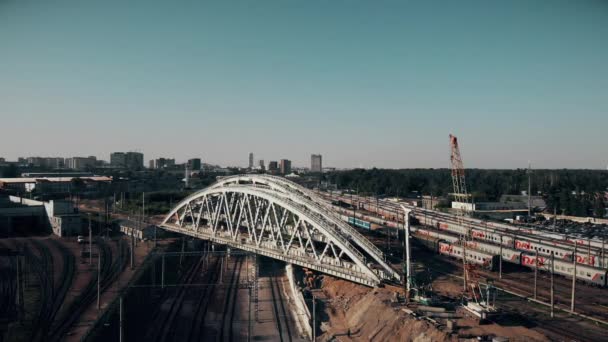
317;277;548;342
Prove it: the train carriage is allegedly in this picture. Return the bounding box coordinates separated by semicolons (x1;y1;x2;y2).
438;242;499;271
521;253;608;287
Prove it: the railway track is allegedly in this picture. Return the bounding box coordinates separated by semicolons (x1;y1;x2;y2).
155;255;208;342
340;206;608;323
269;262;293;342
143;252;205;341
0;254;16;322
27;240;56;342
48;237;127;341
218;256;244;342
0;240;16;322
186;256;222;342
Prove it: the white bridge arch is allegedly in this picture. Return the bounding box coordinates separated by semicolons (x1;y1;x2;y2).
160;174;400;286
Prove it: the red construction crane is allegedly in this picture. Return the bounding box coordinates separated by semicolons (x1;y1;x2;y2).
449;134;471;204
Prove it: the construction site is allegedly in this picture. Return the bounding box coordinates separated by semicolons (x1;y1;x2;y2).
0;135;607;342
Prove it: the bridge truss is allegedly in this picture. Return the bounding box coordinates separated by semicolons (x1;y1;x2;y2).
160;174;400;286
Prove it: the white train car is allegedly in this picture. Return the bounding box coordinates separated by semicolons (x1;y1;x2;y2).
462;240;522;264
520;253;608;287
438;242;499;271
411;227;459;243
414;227;522;264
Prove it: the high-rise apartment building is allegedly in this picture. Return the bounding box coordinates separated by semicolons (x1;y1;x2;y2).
249;153;254;169
188;158;202;171
153;158;175;169
311;154;322;173
259;159;265;171
280;159;291;175
268;161;278;173
65;156;97;170
26;157;65;169
110;152;144;170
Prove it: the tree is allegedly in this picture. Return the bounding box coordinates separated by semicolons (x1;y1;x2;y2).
1;164;18;178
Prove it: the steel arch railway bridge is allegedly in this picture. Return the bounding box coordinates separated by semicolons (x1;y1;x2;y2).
160;174;400;286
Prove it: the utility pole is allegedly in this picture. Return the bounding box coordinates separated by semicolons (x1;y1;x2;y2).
130;233;134;270
97;247;101;310
105;199;109;239
142;192;145;228
400;205;412;299
16;253;22;321
248;286;252;342
179;237;185;267
462;232;468;291
119;296;124;342
602;238;605;269
89;213;93;266
154;224;157;249
528;161;532;219
571;244;577;313
161;254;165;289
551;252;555;318
534;250;538;300
499;235;503;280
312;296;316;342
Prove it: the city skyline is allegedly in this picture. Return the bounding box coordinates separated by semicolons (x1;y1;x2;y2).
1;1;607;169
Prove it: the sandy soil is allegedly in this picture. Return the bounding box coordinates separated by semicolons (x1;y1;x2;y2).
317;277;548;342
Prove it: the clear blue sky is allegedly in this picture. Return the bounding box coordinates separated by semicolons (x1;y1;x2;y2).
1;0;607;169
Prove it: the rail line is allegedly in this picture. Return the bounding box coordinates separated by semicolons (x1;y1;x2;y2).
186;256;222;342
269;262;293;342
48;237;127;341
218;256;244;342
144;252;206;341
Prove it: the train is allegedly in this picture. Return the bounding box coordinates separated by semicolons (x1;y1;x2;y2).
325;194;608;269
416;236;500;272
334;197;608;286
413;227;608;287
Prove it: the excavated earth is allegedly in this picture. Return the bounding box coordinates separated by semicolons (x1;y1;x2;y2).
317;277;548;342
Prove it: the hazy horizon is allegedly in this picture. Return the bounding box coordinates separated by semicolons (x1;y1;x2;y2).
2;1;607;169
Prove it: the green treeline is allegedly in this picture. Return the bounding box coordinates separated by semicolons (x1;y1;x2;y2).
324;169;608;217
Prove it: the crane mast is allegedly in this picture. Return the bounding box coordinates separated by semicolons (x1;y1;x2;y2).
449;134;470;204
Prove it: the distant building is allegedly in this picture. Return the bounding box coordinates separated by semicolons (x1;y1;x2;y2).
268;161;278;174
153;158;175;169
1;196;81;237
148;160;155;169
188;158;202;171
422;195;448;210
259;159;265;171
311;154;322;173
65;156;96;170
499;194;547;210
21;172;93;178
0;176;112;195
280;159;291;175
249;153;254;169
111;152;144;170
110;152;126;168
25;157;65;169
